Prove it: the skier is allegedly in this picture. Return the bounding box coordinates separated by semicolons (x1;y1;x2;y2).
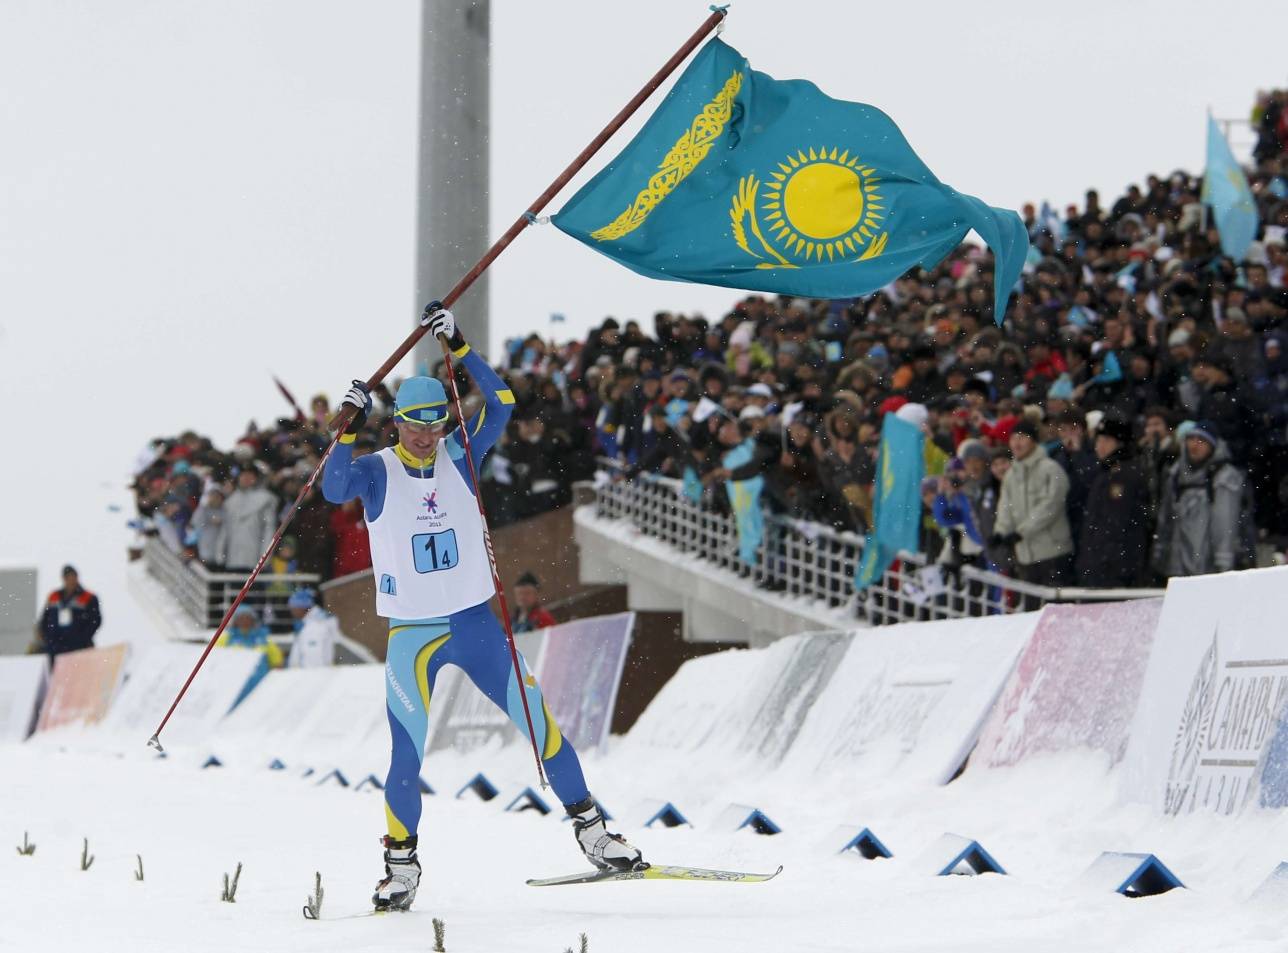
322;305;644;912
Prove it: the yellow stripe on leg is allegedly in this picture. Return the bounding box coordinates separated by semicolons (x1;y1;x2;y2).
413;633;452;712
541;700;563;760
385;801;410;841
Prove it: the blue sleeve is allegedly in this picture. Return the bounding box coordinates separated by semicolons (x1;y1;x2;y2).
447;346;515;482
932;494;959;528
322;440;388;521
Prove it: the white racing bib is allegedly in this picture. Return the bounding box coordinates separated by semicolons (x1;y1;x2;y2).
366;443;495;619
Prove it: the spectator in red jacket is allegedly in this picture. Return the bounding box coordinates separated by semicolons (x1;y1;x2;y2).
511;571;556;633
329;497;372;579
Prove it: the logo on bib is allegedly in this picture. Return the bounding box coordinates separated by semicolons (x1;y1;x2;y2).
423;492;438;513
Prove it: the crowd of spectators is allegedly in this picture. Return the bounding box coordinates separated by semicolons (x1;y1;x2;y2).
135;90;1288;595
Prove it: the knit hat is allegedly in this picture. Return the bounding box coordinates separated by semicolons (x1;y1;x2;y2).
894;402;929;430
515;571;541;588
395;376;449;425
1097;414;1134;444
1011;419;1039;441
957;439;991;463
746;383;775;399
1187;421;1219;447
287;589;316;610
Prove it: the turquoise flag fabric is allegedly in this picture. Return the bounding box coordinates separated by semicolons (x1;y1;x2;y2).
721;438;765;566
1203;116;1258;261
554;38;1028;323
856;415;925;589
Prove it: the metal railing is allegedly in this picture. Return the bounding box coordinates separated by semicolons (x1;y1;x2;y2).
142;537;321;633
591;467;1162;626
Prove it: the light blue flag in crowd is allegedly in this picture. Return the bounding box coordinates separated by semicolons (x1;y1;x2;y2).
554;38;1028;323
721;438;764;566
1203;116;1258;261
856;414;925;589
1038;200;1065;249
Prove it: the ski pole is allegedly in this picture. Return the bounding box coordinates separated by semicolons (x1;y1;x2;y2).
433;328;547;788
147;429;345;752
150;6;728;758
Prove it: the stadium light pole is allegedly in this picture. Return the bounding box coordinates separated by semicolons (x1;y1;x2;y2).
415;0;490;369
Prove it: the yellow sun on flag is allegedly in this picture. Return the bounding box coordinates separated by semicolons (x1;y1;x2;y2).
761;147;886;262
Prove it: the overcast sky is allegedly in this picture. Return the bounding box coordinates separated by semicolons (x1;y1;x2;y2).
2;0;1286;596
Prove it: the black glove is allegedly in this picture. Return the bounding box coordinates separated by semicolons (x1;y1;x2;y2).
989;532;1021;548
340;380;372;434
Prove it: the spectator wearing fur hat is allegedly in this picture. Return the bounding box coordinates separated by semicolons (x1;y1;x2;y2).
1077;414;1152;587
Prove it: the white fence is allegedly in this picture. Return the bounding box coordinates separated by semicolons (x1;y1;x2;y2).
592;468;1161;626
142;537;320;632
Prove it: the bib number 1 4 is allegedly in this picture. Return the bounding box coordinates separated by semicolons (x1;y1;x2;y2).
412;529;459;574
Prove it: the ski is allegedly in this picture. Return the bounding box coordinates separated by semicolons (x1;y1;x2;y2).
526;863;783;887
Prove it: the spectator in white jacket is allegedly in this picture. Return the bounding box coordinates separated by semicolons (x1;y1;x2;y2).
220;468;277;571
286;588;339;668
190;488;228;570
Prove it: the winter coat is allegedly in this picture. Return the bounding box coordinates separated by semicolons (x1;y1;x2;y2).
1153;445;1244;577
190;501;228;568
329;503;372;578
994;445;1073;565
218;623;284;668
39;586;102;656
288;607;340;668
931;490;985;568
1196;380;1257;466
220;485;278;570
1076;449;1151;587
1050;443;1100;543
512;606;557;634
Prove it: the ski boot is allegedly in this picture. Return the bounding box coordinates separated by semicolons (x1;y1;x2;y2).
372;835;421;911
568;797;646;872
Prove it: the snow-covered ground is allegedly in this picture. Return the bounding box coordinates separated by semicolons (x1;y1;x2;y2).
5;733;1288;952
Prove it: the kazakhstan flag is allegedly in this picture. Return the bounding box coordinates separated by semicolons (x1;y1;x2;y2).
555;39;1027;322
856;414;924;590
1203;116;1258;261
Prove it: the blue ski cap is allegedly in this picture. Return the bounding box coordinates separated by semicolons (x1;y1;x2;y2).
287;588;316;610
395;376;448;425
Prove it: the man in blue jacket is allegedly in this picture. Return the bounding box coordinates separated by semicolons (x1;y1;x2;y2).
39;565;102;660
323;305;644;912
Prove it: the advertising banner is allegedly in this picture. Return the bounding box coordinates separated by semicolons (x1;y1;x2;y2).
429;614;634;755
973;600;1162;769
35;644;129;732
785;612;1036;785
0;655;47;743
1123;566;1288;815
